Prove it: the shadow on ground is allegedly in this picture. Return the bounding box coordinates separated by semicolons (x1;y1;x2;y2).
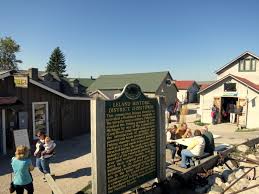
51;134;91;164
0;155;12;176
55;167;91;179
0;134;91;176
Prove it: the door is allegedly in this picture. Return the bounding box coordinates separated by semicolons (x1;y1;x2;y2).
32;102;49;139
213;97;222;123
237;98;247;127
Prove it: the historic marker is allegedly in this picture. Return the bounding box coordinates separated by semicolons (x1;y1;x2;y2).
91;84;166;194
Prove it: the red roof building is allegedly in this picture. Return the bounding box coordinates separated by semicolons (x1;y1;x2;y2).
175;80;195;90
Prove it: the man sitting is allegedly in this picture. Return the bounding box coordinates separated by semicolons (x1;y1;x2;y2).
180;129;205;168
166;125;177;163
201;126;215;155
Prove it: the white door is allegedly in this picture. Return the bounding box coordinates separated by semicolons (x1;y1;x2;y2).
32;102;49;139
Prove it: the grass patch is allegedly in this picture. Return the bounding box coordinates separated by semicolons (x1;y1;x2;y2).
235;128;259;132
194;119;209;126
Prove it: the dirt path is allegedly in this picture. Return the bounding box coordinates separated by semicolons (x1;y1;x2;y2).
0;134;91;194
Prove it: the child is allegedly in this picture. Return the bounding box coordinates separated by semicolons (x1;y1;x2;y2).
41;136;56;159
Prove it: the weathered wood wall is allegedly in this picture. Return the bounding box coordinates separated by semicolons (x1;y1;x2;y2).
0;76;90;143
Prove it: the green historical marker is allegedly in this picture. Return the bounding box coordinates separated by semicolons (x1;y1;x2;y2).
91;84;166;194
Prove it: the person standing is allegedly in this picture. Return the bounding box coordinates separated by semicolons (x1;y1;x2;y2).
173;99;181;123
11;145;34;194
211;104;218;125
229;102;236;123
34;130;55;181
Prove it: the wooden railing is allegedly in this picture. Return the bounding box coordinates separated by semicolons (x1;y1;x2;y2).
45;173;64;194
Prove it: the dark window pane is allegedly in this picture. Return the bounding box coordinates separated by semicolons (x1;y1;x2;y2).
224;83;236;92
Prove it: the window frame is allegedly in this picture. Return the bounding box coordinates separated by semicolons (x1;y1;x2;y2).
224;83;237;92
239;58;257;72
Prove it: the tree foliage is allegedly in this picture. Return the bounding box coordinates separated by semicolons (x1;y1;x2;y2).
0;37;22;70
46;47;67;77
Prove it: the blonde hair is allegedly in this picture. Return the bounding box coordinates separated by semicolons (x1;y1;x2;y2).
15;145;29;160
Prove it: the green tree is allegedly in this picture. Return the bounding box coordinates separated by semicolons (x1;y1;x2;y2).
0;37;22;70
46;47;67;77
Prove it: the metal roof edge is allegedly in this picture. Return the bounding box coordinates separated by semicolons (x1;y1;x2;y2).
29;79;91;100
215;51;259;74
198;74;259;94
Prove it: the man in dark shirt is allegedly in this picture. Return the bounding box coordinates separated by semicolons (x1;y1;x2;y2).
201;126;215;155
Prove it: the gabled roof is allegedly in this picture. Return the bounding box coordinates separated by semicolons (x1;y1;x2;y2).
198;74;259;94
197;81;215;86
89;89;121;100
0;70;90;100
0;70;12;79
233;75;259;91
199;84;212;91
87;71;172;93
175;80;195;90
70;78;96;88
215;51;259;75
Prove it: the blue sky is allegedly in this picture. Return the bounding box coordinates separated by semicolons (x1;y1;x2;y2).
1;0;259;81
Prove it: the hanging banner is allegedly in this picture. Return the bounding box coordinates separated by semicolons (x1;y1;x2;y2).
14;75;28;88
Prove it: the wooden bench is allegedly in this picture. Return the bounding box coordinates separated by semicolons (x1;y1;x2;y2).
191;152;211;166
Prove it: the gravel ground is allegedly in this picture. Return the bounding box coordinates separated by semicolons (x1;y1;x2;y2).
169;103;259;145
0;134;91;194
1;103;258;194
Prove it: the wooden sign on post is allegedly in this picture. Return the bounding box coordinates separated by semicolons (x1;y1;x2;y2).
91;84;166;194
13;129;30;149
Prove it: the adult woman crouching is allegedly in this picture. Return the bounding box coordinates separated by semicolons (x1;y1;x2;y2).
11;145;34;194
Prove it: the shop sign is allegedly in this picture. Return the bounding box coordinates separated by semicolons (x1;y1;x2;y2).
14;75;28;88
223;91;238;97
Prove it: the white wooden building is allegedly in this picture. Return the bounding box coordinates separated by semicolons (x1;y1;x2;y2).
175;81;200;103
198;51;259;129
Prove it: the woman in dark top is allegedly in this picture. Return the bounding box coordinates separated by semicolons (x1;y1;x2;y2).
34;130;50;181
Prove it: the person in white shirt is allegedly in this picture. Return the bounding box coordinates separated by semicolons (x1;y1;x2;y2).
41;136;56;159
180;129;205;168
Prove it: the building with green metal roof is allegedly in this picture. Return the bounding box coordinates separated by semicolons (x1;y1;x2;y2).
88;71;178;107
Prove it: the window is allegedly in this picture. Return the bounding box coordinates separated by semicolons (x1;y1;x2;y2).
32;102;49;139
239;58;257;72
224;83;236;92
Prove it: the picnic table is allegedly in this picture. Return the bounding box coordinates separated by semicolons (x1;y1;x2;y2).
172;134;221;147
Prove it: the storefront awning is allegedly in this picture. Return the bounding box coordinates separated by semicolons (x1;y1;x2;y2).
0;97;23;108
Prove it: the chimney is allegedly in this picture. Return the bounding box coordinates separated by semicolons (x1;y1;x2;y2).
28;68;38;80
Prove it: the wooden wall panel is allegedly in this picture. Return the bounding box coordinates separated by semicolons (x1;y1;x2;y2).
0;76;90;142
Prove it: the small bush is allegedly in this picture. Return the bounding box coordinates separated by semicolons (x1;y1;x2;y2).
194;119;208;126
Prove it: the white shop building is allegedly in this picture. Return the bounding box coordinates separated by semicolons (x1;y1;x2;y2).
198;51;259;129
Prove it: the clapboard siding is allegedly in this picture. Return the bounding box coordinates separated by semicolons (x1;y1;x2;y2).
0;76;90;142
